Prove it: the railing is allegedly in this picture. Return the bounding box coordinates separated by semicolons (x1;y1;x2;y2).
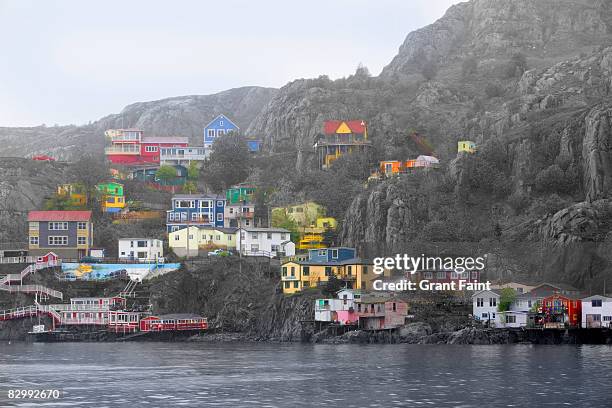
1;284;63;300
105;146;140;155
160;152;206;162
0;305;38;321
35;303;62;322
0;256;34;264
49;304;111;311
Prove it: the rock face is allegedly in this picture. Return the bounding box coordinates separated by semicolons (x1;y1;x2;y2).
584;106;612;202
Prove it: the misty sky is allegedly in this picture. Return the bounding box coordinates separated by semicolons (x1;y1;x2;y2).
0;0;461;126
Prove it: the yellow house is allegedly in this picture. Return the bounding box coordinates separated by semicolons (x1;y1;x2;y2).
297;233;326;250
101;195;126;213
272;202;325;228
57;184;87;207
458;140;476;154
281;247;377;294
169;226;238;257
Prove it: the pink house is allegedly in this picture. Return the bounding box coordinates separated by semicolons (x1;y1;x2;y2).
356;297;409;330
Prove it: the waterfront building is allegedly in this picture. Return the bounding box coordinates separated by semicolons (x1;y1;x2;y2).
118;238;164;262
281;247;372;294
581;295;612;328
314;289;362;325
166;194;226;233
472;289;501;325
315;120;372;169
27;210;93;260
236;227;295;258
169;226;238;257
540;294;582;328
490;281;536;294
356;296;409;330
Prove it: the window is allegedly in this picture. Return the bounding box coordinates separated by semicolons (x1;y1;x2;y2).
481;313;488;318
217;201;224;207
284;281;290;289
251;233;257;239
476;298;484;307
303;281;310;288
392;302;397;312
271;244;279;252
282;267;287;277
77;222;87;230
318;249;327;256
77;237;87;245
489;297;497;307
506;315;516;324
174;235;180;241
471;272;478;279
347;265;352;276
303;266;310;276
604;316;612;321
29;236;39;245
171;226;179;232
451;272;459;279
325;267;332;277
216;235;220;241
280;233;286;240
592;299;603;307
137;241;147;247
293;281;298;288
217;213;223;222
424;272;433;279
363;266;368;275
492;313;496;319
219;120;224;126
48;236;67;245
436;271;446;279
296;207;303;213
145;146;158;152
331;249;338;259
251;244;259;252
176;200;195;208
267;233;272;239
137;252;147;259
207;129;215;137
49;222;68;230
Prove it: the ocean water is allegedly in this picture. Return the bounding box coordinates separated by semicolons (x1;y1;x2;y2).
0;342;610;407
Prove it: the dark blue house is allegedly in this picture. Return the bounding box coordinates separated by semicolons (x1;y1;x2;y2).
166;194;226;233
204;114;239;151
306;247;358;264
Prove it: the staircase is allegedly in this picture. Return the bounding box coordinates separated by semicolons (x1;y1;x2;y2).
0;261;63;300
119;280;138;298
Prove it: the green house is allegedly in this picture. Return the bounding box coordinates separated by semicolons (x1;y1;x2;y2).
96;181;124;196
226;184;256;204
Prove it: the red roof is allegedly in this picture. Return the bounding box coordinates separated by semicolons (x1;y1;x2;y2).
32;155;56;161
28;210;92;222
323;120;367;135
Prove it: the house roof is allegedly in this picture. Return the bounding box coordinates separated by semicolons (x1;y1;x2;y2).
471;289;503;297
532;282;580;292
240;227;290;233
204;114;239;130
582;295;612;301
156;313;206;320
323;120;367;135
142;136;189;144
118;238;162;241
293;257;367;266
28;210;92;222
171;194;225;200
177;226;238;235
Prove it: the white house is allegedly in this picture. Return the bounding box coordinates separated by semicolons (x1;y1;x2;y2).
118;238;163;262
472;290;501;326
315;289;362;325
581;295;612;328
236;227;295;258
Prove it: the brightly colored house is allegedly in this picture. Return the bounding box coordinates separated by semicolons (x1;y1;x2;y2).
315;289;362;326
281;247;373;294
356;296;409;330
169;226;238;257
380;160;405;176
226;184;256;204
247;140;262;153
28;210;93;260
540;294;582;328
203;114;239;152
166;194;226;233
315;120;372;169
96;182;126;214
105;128;189;166
272;202;326;228
458;140;477;154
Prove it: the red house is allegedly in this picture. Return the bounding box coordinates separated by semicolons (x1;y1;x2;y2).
35;251;60;266
541;294;582;327
139;314;208;332
356;297;409;330
105;129;188;166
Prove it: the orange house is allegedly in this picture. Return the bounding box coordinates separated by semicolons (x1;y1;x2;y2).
380;161;404;175
405;159;417;168
541;294;582;327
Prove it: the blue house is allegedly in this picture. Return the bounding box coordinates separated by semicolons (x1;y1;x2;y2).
203;114;240;151
166;194;226;233
306;247;358;264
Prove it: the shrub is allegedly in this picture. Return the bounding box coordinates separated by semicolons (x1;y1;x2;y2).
485;82;505;98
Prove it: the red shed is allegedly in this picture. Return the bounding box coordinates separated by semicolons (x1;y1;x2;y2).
32;155;56;161
36;251;60;266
